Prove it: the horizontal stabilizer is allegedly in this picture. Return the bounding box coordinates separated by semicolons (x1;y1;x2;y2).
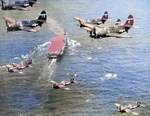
37;19;46;23
132;25;139;28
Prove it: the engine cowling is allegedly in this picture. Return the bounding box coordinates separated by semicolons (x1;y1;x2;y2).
90;27;108;39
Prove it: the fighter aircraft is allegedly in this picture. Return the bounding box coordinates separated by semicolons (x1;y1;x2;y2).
1;0;37;11
74;11;108;26
115;100;145;115
74;15;134;39
3;10;47;32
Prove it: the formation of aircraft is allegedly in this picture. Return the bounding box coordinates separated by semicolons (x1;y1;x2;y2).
74;13;134;39
1;0;37;11
3;10;47;32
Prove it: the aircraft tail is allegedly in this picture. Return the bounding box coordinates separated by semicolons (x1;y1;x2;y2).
101;11;108;24
115;19;121;25
29;0;37;7
1;0;6;10
37;10;47;26
124;15;134;33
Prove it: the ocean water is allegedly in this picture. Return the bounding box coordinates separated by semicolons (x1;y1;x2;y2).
0;0;150;116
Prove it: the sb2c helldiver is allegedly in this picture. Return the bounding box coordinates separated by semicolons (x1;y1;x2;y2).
74;14;134;39
47;31;68;59
1;0;37;11
3;10;47;32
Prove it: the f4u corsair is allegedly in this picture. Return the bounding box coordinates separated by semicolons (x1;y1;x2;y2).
3;10;47;32
1;0;37;11
74;15;134;39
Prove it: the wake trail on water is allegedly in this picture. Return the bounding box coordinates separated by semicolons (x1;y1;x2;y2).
39;16;81;80
38;16;65;80
46;17;65;34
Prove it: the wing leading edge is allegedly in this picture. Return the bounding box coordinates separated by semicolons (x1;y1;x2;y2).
20;26;41;32
12;6;29;10
106;33;131;38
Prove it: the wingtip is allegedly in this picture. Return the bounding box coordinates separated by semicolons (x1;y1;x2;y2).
3;17;6;20
64;88;70;90
132;112;140;115
73;16;80;21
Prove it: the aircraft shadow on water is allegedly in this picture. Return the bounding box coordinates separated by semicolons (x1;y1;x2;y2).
1;0;37;11
74;13;135;39
3;10;47;32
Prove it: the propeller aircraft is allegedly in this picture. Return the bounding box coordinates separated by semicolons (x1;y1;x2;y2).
115;100;145;115
74;14;134;39
3;10;47;32
1;0;37;11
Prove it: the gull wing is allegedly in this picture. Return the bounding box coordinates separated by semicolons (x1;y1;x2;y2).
13;69;19;73
20;26;41;32
3;17;16;26
12;6;29;11
58;85;69;90
125;109;139;115
81;27;92;31
106;33;131;38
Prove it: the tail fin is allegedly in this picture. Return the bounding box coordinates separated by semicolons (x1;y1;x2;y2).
29;0;37;7
1;0;6;10
124;15;134;33
37;10;47;27
115;19;121;25
101;11;108;24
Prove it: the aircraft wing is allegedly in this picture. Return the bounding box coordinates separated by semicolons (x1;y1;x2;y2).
20;26;41;32
12;6;29;11
81;27;92;31
125;109;139;115
73;16;86;24
13;69;20;73
58;85;69;90
106;33;131;38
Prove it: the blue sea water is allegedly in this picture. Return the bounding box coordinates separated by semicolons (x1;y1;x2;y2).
0;0;150;116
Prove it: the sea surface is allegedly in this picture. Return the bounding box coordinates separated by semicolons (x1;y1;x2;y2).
0;0;150;116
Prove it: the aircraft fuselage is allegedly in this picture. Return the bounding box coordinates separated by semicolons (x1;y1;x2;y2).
92;25;125;38
6;20;38;31
2;1;30;10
